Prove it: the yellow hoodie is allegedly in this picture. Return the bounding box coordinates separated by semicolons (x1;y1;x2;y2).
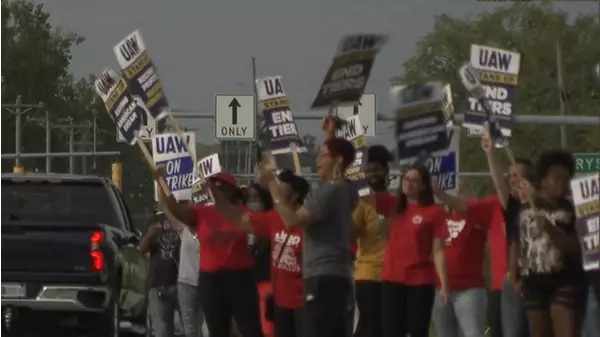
352;198;385;281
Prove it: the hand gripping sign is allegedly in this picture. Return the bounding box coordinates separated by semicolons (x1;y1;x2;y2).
459;64;507;147
391;82;454;165
94;68;171;195
311;34;389;127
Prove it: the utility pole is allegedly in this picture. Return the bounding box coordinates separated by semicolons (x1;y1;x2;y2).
556;40;568;149
68;117;75;173
45;111;51;172
1;96;44;170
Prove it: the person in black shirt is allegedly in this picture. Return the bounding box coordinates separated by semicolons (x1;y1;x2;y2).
508;149;583;337
139;210;182;337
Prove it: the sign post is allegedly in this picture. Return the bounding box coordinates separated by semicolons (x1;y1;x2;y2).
336;93;377;136
574;153;600;175
214;94;256;141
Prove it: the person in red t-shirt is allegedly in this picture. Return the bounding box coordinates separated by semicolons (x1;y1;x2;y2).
432;184;501;337
378;165;449;337
208;170;310;337
154;168;264;337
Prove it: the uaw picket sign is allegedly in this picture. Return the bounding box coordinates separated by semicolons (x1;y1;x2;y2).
215;94;256;141
197;153;222;178
152;132;196;201
571;174;600;271
117;98;156;143
336;93;377;136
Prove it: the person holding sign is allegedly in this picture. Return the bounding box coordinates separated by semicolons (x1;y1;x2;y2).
352;145;392;337
481;135;535;337
508;150;584;337
207;170;310;337
154;168;264;337
376;165;449;337
258;130;357;337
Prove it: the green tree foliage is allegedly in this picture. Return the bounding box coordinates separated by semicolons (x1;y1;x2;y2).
2;1;154;218
393;2;600;195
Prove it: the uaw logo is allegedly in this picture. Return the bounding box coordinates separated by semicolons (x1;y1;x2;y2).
446;219;466;244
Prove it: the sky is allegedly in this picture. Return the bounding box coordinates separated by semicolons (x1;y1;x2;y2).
34;0;598;147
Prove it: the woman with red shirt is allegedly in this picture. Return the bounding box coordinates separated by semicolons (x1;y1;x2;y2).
378;165;449;337
155;169;264;337
209;170;310;337
432;185;501;337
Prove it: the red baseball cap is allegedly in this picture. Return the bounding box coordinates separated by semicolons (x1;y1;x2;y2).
209;172;237;188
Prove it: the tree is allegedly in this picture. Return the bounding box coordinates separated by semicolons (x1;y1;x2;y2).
393;2;600;193
1;1;154;216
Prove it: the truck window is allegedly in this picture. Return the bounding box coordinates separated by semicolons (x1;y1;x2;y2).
2;180;119;226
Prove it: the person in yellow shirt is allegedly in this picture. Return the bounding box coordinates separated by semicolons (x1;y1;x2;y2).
352;145;393;337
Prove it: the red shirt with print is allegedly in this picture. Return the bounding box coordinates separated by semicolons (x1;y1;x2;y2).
436;198;497;290
381;202;448;285
485;196;508;291
192;205;254;272
249;211;303;309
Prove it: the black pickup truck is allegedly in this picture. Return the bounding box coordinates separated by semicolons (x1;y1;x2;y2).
1;173;149;337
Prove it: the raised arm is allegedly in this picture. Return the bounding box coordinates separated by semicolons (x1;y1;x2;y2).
154;167;195;228
481;136;510;209
207;182;254;233
432;184;467;213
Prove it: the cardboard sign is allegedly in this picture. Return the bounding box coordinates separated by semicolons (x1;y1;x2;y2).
256;76;307;156
463;45;521;137
571;174;600;271
152;133;196;200
311;34;389;109
336;116;369;196
94;69;145;145
114;30;169;121
191;178;213;205
197;154;222;179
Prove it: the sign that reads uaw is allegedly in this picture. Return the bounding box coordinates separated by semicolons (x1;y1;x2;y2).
337;115;369;196
311;34;389;109
256;76;307;155
152;133;196;201
392;82;454;165
571;174;600;271
114;30;169;121
94;69;144;145
197;153;222;180
464;44;521;137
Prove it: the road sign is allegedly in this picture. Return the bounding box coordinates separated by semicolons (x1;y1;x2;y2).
337;93;376;136
574;153;600;174
214;94;256;141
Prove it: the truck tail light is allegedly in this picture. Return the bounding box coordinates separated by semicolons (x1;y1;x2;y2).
89;231;104;272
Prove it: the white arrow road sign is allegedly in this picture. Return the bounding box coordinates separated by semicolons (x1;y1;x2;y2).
337;93;377;136
214;94;256;141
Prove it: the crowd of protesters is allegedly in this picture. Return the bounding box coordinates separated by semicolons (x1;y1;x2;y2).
140;117;599;337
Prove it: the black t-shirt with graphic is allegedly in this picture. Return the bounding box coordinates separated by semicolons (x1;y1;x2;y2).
147;217;181;288
512;198;579;280
504;195;521;255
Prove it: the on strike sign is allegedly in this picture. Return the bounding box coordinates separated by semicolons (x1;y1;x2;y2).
152;133;196;201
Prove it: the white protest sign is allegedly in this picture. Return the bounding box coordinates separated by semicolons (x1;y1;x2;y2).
197;154;222;179
152;132;196;201
571;174;600;271
336;93;377;136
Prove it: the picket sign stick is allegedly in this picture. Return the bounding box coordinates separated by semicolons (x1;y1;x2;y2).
166;113;199;174
136;140;171;197
290;144;302;176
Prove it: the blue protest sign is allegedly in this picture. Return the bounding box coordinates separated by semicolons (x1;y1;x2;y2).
114;30;169;121
94;69;145;145
256;76;307;156
152;132;196;201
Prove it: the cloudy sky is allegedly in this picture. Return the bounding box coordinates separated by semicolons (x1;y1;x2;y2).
35;0;597;147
